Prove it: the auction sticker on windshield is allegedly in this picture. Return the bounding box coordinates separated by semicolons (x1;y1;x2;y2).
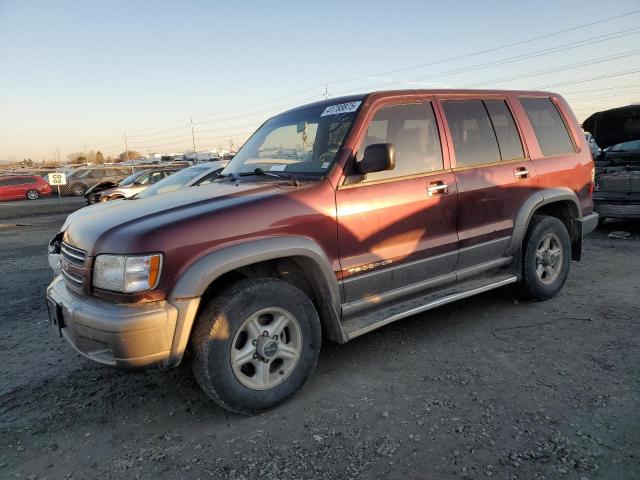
321;101;361;117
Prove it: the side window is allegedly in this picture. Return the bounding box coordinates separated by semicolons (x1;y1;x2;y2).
194;172;217;186
484;100;525;161
520;97;575;157
136;174;151;185
148;172;164;184
442;100;501;167
0;179;10;187
360;102;443;182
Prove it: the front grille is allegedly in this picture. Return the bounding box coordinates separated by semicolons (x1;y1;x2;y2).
599;172;640;193
61;267;84;288
60;242;88;291
61;242;86;266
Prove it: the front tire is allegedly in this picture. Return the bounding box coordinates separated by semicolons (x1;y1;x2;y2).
191;278;321;414
517;215;571;300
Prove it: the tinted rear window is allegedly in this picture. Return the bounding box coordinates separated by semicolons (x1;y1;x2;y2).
484;100;524;161
442;100;501;166
520;97;575;157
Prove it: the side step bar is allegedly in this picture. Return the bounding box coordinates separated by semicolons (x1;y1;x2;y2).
342;274;518;340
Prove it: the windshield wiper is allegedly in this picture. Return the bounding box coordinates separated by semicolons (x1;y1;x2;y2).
239;168;301;186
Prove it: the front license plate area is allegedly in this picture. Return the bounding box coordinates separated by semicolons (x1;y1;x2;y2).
46;298;65;335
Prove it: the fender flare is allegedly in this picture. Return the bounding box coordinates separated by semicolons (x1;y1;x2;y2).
170;236;339;303
168;236;347;348
506;188;581;255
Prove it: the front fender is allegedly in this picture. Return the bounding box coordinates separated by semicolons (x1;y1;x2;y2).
170;236;340;306
168;236;346;345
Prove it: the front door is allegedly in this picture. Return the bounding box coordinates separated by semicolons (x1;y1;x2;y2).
336;100;458;305
440;97;537;269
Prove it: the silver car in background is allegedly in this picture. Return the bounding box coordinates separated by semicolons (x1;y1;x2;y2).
48;161;228;276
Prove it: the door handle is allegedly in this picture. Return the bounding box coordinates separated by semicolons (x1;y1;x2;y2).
427;181;449;196
514;167;529;179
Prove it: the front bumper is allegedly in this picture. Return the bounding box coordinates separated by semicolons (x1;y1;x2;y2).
46;276;199;369
594;201;640;219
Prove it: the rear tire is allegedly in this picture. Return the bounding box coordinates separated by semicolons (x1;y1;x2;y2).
26;189;40;200
191;278;321;414
516;215;571;301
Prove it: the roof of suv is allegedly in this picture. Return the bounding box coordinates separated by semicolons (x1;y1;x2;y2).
281;89;557;115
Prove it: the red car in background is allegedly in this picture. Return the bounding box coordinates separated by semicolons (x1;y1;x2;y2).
0;175;52;201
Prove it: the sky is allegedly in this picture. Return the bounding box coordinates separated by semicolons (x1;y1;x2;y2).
0;0;639;162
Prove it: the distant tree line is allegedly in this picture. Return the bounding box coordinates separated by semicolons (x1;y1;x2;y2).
66;150;143;164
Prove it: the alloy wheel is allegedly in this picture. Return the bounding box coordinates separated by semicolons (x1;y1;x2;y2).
535;233;563;284
231;307;302;390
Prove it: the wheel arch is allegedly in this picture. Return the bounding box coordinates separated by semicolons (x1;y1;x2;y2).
507;188;583;260
170;237;346;346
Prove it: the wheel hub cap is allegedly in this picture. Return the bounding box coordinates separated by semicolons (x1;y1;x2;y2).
230;307;303;390
257;335;279;359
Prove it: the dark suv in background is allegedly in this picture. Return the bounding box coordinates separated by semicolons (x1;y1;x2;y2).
46;89;597;414
584;105;640;224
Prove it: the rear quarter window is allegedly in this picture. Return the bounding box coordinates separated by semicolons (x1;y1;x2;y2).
442;100;502;166
520;97;575;157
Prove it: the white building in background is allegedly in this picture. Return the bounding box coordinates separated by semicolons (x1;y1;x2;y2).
143;150;235;164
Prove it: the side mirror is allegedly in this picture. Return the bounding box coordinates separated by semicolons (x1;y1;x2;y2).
356;143;395;175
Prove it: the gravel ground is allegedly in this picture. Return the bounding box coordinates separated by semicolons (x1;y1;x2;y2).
0;206;638;480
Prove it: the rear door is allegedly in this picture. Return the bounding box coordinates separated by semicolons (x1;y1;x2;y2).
439;97;536;269
336;99;458;304
10;177;29;199
0;178;17;200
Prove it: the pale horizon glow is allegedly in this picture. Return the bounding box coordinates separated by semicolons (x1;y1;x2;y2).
1;0;639;162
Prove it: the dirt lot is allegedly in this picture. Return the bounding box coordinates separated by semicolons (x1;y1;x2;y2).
0;206;638;480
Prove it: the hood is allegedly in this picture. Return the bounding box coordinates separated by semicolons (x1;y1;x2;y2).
63;180;302;254
582;105;640;149
61;198;127;231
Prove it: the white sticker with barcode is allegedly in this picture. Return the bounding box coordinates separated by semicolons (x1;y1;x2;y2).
320;101;361;117
269;164;287;171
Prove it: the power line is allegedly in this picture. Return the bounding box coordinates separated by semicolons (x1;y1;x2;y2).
534;69;640;89
329;29;640;95
461;48;640;88
557;82;640;95
51;8;640;157
322;8;640;87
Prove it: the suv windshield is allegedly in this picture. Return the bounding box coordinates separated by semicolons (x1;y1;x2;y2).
609;140;640;152
221;100;362;177
120;171;146;186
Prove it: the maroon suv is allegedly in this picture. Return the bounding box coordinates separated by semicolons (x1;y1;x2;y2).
46;90;597;414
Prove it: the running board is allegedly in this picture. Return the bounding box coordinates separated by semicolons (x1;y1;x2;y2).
342;273;518;340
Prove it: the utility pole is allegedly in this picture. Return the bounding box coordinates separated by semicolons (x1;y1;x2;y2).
190;117;197;152
323;84;329;100
56;145;61;164
123;131;129;162
83;143;93;164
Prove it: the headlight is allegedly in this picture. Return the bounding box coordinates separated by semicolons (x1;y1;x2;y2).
93;254;162;293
